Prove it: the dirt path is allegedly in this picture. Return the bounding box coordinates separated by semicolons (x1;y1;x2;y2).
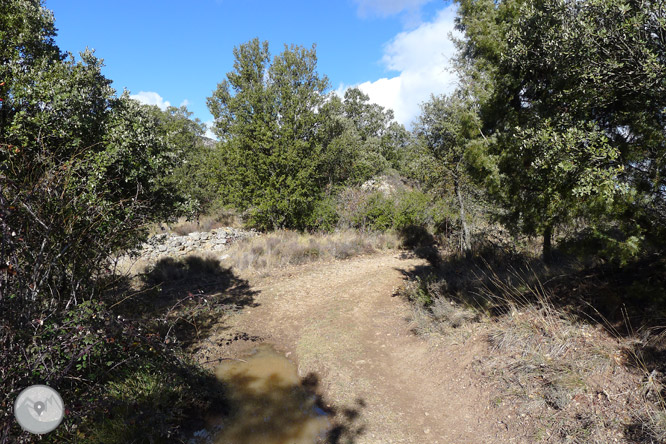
198;253;514;443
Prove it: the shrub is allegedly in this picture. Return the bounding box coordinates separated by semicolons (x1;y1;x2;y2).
0;2;198;440
355;193;395;231
309;184;454;240
393;190;431;230
307;195;339;232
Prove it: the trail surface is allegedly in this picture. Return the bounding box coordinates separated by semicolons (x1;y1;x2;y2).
199;253;513;443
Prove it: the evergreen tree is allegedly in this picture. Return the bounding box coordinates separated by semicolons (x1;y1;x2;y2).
416;91;483;252
207;39;330;229
455;0;666;260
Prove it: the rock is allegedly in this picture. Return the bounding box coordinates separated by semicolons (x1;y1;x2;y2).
118;227;256;264
360;175;402;195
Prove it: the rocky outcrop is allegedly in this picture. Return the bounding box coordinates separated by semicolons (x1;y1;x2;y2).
121;227;257;262
359;175;410;196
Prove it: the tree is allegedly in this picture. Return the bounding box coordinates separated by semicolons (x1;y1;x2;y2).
416;91;482;252
454;0;666;260
206;40;415;230
0;2;189;438
207;39;332;229
342;87;410;180
146;105;216;213
315;87;411;186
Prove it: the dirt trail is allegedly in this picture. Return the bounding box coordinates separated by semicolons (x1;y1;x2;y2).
199;253;514;443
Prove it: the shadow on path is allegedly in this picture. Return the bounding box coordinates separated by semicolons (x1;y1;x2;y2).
198;345;365;444
111;254;259;347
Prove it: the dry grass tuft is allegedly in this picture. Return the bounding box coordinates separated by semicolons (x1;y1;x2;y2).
221;230;398;273
479;269;666;442
402;274;479;338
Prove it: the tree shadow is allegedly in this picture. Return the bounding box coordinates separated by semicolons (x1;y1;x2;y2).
322;397;367;444
398;239;666;330
85;357;231;443
392;245;666;443
395;239;666;366
110;254;259;347
189;354;365;444
396;224;443;266
101;255;367;443
394;241;666;442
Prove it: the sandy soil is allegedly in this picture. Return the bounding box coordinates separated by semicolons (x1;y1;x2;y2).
197;252;520;443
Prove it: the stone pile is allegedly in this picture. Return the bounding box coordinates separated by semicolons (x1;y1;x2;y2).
360;176;397;195
123;227;258;262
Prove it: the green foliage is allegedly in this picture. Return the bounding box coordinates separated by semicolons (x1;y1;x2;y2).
147;105;216;214
81;355;225;444
416;92;480;180
334;88;411;184
207;39;331;230
0;1;199;440
393;190;431;230
307;195;340;232
355;193;396;231
497;119;624;239
201;38;415;230
324;185;451;239
206;50;413;230
415;91;483;251
455;0;666;258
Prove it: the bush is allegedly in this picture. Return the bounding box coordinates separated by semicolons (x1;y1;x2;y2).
0;2;201;440
307;184;454;241
355;193;395;231
393;190;431;230
307;195;339;232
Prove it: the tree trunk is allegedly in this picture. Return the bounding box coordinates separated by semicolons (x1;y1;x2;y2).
543;224;553;263
455;179;471;254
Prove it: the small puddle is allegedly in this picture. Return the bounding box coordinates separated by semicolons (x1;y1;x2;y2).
211;344;329;444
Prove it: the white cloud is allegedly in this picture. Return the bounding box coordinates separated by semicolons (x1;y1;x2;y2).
354;0;434;18
203;120;217;140
351;4;459;128
179;99;190;108
130;91;171;110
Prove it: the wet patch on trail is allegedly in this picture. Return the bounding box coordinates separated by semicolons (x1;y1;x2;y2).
211;344;330;444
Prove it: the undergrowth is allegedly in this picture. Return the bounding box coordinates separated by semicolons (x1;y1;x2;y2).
149;209;243;236
401;243;666;443
222;230;399;273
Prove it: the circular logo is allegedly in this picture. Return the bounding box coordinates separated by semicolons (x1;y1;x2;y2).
14;385;64;434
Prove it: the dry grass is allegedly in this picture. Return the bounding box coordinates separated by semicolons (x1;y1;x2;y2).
402;275;479;340
401;251;666;443
149;210;243;236
222;230;399;273
483;296;666;443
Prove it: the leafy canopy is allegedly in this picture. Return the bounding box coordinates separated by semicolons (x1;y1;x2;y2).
455;0;666;258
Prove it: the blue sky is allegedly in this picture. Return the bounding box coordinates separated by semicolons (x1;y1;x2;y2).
43;0;459;131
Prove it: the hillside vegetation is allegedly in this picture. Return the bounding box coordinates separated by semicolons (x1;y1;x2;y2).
1;0;665;443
